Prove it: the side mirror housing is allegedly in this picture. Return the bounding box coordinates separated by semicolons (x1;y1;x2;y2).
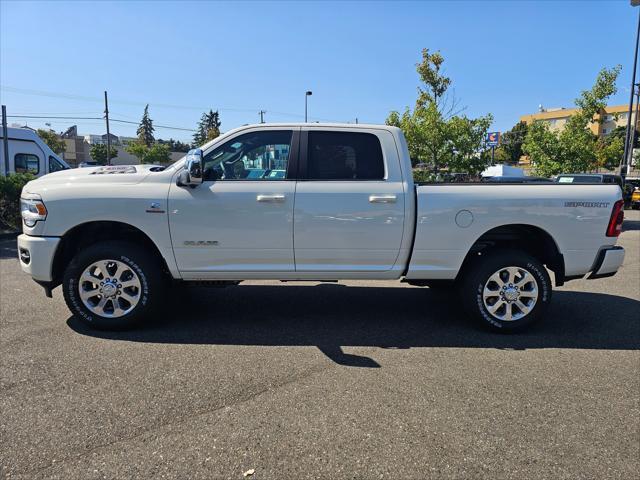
177;149;203;187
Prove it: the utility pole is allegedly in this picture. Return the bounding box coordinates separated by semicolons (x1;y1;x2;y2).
622;5;640;179
258;110;266;124
104;91;112;166
2;105;9;175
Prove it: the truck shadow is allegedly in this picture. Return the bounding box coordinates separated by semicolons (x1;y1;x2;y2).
67;285;640;368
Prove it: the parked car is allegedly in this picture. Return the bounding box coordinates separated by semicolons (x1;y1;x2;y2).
624;177;640;209
1;127;70;177
630;186;640;210
17;123;625;332
555;173;623;188
484;176;552;183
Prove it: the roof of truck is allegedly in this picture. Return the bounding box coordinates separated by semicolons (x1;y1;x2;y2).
237;122;395;129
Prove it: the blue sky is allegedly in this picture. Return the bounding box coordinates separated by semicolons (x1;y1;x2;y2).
0;1;637;142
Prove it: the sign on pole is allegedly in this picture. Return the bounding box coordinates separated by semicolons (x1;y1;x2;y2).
486;131;500;147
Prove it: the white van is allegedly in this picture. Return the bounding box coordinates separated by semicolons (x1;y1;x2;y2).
1;127;70;177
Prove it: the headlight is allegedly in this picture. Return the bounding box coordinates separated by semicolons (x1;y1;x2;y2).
20;198;47;227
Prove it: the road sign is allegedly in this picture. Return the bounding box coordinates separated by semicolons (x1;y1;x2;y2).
486;131;500;146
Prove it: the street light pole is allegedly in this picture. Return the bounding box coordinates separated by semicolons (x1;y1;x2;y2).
104;91;112;166
622;5;640;178
305;91;312;122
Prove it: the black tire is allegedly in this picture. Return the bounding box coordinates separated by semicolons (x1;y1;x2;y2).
63;241;167;330
460;249;552;332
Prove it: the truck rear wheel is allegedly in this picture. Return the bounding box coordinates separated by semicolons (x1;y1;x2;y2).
461;249;552;332
63;241;166;330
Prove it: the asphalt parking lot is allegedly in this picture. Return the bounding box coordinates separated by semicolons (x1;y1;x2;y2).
1;212;639;479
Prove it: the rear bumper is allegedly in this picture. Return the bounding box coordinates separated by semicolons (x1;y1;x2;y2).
16;234;60;282
587;246;625;280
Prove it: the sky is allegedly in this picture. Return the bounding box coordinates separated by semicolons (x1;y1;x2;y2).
0;0;638;143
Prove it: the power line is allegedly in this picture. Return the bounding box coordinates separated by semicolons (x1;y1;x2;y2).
8;115;102;120
7;114;196;132
110;118;195;132
1;85;349;123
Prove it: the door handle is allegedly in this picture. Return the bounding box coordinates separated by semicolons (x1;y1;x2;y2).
369;194;397;204
256;194;286;203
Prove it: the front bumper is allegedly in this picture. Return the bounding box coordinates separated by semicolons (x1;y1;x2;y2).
587;246;625;280
16;234;60;282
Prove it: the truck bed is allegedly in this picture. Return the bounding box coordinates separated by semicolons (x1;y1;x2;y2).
405;183;622;280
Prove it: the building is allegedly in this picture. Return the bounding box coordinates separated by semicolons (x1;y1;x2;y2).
520;104;639;137
83;133;120;146
518;104;639;172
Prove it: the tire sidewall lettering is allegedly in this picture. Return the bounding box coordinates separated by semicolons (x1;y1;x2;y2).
476;260;549;329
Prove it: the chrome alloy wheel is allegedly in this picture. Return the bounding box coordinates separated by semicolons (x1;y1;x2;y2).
482;266;539;322
78;259;142;318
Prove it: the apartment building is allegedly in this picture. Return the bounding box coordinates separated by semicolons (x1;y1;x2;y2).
520;104;638;136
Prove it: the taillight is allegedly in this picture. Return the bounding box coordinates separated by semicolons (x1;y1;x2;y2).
606;199;624;237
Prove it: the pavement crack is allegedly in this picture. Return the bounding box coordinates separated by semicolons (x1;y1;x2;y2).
19;361;332;477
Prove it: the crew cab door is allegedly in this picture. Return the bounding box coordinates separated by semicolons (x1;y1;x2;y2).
293;128;406;272
168;128;299;277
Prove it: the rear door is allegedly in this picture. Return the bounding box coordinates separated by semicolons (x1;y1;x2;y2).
293;128;406;272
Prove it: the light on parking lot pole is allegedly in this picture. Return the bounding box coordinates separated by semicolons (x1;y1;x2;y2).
305;91;312;122
622;1;640;179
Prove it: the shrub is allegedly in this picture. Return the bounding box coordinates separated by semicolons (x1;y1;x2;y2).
0;173;34;230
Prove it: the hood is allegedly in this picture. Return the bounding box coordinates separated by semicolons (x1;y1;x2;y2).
23;164;159;193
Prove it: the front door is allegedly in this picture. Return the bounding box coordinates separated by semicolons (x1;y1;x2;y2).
168;128;299;277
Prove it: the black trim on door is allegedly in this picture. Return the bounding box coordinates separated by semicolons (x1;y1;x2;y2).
298;130;309;180
286;129;301;180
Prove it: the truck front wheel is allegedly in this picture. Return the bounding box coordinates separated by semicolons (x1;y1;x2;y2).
461;249;552;332
63;241;166;330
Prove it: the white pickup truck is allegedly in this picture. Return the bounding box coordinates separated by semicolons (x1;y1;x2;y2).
17;123;626;331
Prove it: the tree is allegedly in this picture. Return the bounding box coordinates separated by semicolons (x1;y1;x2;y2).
447;114;494;176
523;66;622;177
125;142;171;164
386;48;493;176
36;129;66;155
609;125;638;149
89;143;118;165
194;109;222;146
498;121;528;165
157;138;192;152
136;105;155;147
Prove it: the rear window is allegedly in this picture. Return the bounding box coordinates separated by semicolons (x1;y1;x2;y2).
307;131;384;180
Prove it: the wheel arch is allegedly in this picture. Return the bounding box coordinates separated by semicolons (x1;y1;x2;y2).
456;223;566;286
51;221;173;285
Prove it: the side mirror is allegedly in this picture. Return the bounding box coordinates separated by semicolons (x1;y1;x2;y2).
177;149;203;187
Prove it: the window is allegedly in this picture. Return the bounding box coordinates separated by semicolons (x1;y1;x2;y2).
49;156;68;173
307;131;384;180
202;130;292;181
14;154;40;174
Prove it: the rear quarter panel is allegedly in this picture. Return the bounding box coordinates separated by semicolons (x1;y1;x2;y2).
406;184;622;279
